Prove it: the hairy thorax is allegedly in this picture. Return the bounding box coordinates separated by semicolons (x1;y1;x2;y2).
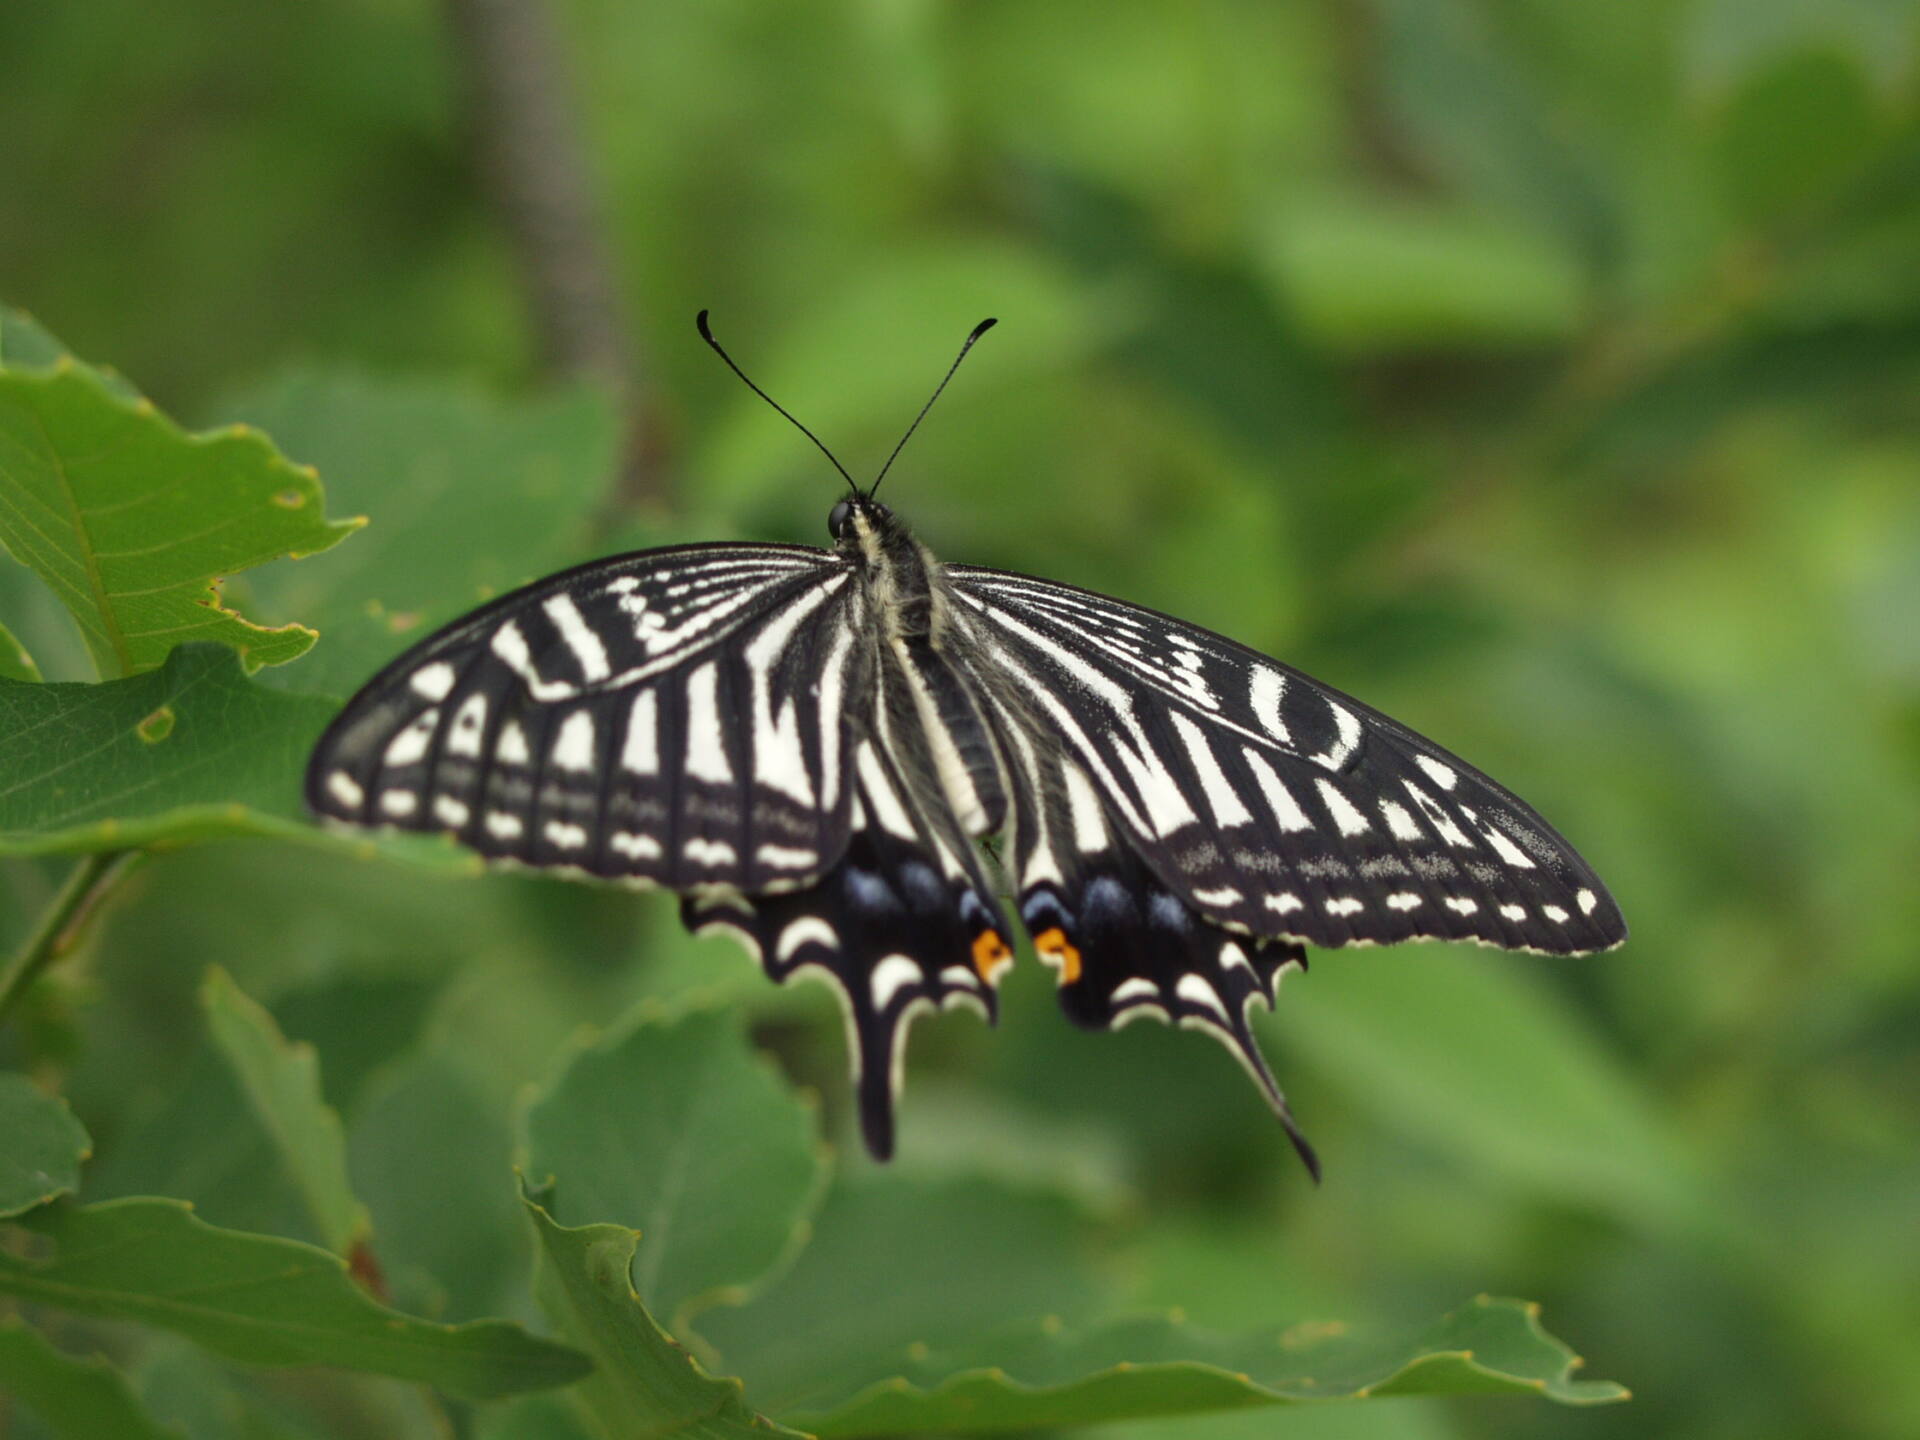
845;508;1005;834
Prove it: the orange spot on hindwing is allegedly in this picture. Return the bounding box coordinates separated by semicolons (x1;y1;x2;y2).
972;930;1013;985
1033;927;1082;985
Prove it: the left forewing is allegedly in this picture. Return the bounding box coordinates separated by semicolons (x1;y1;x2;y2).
306;544;864;893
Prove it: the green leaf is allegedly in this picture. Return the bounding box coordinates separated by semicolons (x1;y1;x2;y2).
0;617;40;680
349;1044;531;1323
0;1071;91;1216
1685;0;1915;95
1263;189;1585;353
786;1297;1624;1436
130;1339;266;1440
0;356;361;679
1706;46;1881;223
1;307;80;374
695;1172;1107;1416
1275;950;1703;1231
224;369;617;698
201;967;368;1256
0;642;472;867
0;1197;590;1400
523;1188;807;1440
0;1320;186;1440
0;308;142;404
518;1000;826;1330
2;548;90;682
476;1392;601;1440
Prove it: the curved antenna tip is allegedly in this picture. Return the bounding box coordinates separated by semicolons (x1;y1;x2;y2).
867;315;1001;498
694;309;856;489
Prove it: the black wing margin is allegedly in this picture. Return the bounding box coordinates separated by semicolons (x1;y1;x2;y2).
306;543;864;894
945;564;1627;956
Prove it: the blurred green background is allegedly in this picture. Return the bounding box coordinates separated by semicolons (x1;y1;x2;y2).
5;1;1919;1437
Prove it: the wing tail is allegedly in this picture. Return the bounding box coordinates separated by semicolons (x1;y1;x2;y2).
681;732;1012;1160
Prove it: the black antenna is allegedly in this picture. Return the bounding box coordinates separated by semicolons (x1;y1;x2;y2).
697;310;857;491
868;317;997;499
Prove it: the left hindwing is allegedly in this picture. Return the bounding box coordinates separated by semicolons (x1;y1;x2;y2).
305;543;864;892
945;565;1626;956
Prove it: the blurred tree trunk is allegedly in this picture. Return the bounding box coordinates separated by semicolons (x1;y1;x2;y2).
445;0;671;507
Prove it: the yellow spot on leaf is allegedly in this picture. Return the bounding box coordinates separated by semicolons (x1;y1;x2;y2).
387;611;421;635
272;488;306;509
136;706;175;743
1033;927;1081;984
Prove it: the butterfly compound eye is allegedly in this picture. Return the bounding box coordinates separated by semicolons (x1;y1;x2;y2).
828;498;853;539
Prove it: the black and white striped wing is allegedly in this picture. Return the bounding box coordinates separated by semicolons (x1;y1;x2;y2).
306;543;865;892
683;652;1016;1161
947;565;1627;956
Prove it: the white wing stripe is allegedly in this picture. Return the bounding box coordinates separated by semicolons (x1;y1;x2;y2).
1062;761;1110;854
621;690;658;775
1000;719;1065;885
815;606;857;809
684;663;732;783
1403;780;1474;849
1243;749;1314;833
1250;668;1291;746
447;693;487;757
1314;777;1371;836
1109;726;1198;837
1171;711;1253;828
856;742;918;840
552;711;596;772
1304;700;1362;772
543;593;611;681
742;575;844;807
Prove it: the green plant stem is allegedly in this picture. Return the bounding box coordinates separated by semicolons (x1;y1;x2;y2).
0;851;135;1026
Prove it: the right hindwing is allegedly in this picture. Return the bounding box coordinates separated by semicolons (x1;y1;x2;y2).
305;543;866;893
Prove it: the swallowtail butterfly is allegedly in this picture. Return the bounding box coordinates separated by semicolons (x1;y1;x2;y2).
307;313;1626;1175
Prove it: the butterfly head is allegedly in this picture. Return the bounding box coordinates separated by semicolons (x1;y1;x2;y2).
828;495;895;544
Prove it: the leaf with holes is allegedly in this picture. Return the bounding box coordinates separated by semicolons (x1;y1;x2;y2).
0;1197;590;1399
0;643;470;867
0;335;360;679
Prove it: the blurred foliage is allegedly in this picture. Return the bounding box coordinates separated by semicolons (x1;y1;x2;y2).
3;0;1919;1437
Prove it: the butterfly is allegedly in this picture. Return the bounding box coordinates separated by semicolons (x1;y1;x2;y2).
306;313;1626;1175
